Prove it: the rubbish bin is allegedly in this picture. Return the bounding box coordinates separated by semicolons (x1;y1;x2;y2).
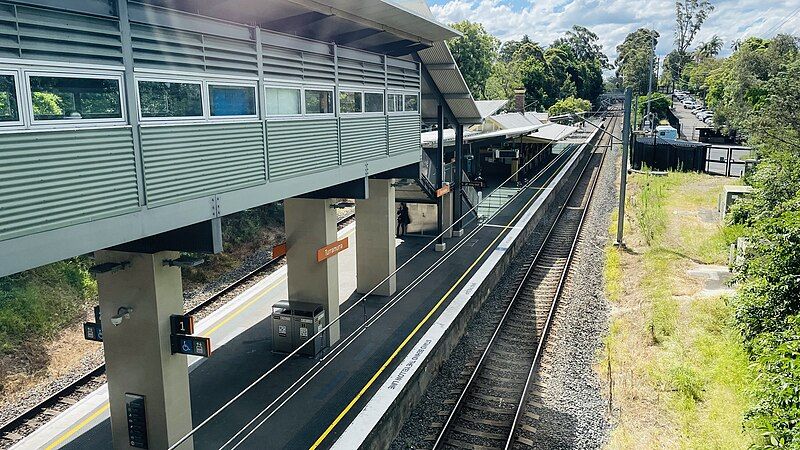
271;301;293;353
291;301;325;357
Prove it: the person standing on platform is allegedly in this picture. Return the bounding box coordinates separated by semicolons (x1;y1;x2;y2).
397;202;410;236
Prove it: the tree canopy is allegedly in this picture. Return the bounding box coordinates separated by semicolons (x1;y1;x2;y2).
547;96;592;117
448;21;499;100
615;28;659;95
447;23;607;109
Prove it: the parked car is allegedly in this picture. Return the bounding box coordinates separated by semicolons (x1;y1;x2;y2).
703;116;714;124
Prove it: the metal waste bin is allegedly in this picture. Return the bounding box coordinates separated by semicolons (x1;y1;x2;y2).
291;301;325;357
271;300;326;357
271;301;293;353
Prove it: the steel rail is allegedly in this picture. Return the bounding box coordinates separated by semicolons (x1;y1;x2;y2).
432;111;618;450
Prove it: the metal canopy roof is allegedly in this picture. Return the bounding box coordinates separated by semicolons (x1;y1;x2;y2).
419;41;482;125
143;0;459;55
475;100;509;120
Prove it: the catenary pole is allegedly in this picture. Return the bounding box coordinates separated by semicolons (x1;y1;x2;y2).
617;88;633;246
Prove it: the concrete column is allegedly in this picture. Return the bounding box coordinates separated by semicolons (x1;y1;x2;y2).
356;179;396;296
441;191;453;239
95;250;193;450
284;198;340;344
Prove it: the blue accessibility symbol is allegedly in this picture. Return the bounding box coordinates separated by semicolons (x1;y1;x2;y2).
181;340;192;353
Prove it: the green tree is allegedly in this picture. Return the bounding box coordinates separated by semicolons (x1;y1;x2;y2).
616;28;659;95
674;0;715;76
547;96;591;116
31;92;63;117
695;34;723;61
637;92;672;124
448;20;499;99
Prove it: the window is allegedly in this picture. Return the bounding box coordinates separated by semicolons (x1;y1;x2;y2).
387;93;404;113
266;87;301;116
364;92;384;113
339;91;362;113
404;94;419;112
29;75;122;121
0;74;19;123
138;80;202;119
305;89;333;114
209;84;256;117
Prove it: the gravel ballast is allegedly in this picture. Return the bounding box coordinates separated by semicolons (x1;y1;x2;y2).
391;137;619;449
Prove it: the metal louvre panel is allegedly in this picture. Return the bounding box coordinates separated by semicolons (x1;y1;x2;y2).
302;52;336;84
132;24;257;76
263;45;303;82
0;127;138;242
340;116;387;164
0;3;122;65
387;65;420;90
141;122;265;205
388;115;420;155
337;57;385;88
266;118;339;179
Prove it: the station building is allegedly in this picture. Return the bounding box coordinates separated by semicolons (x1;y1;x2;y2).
0;0;485;448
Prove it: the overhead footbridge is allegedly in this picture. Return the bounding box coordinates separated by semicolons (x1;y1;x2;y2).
0;0;479;278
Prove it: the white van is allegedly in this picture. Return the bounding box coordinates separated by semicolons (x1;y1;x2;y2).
655;125;679;140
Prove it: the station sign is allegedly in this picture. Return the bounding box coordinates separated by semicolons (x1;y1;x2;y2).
316;237;349;262
170;314;194;336
171;335;212;358
436;184;451;197
83;322;103;342
462;180;486;188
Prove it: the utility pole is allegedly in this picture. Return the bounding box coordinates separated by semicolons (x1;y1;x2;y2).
645;30;656;131
617;88;632;247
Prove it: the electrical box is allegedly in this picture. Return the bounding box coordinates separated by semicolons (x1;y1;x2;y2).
125;393;148;449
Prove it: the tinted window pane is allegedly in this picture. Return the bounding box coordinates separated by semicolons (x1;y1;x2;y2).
139;81;202;118
404;94;418;112
387;94;396;112
266;87;301;115
339;91;362;113
0;74;19;122
305;90;333;114
30;76;121;121
365;92;383;113
209;85;256;116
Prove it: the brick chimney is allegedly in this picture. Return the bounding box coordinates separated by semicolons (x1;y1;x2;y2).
514;88;526;113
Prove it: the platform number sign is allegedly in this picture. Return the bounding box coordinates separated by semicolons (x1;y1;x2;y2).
169;314;211;358
83;305;103;342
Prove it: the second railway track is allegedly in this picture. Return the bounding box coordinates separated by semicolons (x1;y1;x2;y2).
431;112;619;450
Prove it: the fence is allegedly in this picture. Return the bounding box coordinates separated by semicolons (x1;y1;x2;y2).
704;145;753;178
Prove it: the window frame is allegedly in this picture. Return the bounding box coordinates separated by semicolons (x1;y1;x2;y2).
206;80;259;120
0;69;24;128
26;70;126;127
363;90;385;115
338;88;364;115
135;76;206;123
264;83;304;119
302;86;335;117
388;90;420;115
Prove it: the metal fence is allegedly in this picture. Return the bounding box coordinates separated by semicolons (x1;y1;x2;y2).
705;145;753;178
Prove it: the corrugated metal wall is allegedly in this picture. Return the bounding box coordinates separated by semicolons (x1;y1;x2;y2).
388;115;421;155
340;116;388;164
0;127;138;241
0;2;123;65
266;118;339;179
140;122;266;205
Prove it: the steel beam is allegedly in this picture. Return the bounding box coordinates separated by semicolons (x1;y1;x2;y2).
298;177;369;199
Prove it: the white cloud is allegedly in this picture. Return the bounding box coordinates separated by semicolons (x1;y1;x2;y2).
430;0;799;72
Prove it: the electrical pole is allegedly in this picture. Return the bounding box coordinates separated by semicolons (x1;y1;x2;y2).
645;30;655;131
617;88;632;247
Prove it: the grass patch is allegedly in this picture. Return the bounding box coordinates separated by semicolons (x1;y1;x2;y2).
602;171;754;448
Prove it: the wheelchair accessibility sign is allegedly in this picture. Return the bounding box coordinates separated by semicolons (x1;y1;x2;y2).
171;335;212;358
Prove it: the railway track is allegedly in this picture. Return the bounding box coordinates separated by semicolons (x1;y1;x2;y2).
0;213;355;448
430;112;619;450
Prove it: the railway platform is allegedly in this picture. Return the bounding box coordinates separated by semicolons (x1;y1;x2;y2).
13;130;599;450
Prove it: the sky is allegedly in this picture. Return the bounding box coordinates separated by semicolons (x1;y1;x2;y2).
427;0;800;74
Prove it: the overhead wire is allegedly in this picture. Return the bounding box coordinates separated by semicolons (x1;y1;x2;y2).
167;115;613;449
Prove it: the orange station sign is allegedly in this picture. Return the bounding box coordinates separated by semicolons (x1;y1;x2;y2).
316;237;349;262
436;184;451;198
